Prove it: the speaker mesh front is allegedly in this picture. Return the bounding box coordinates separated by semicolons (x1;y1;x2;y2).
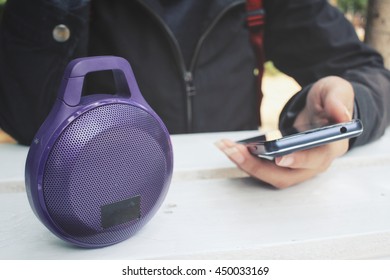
42;103;171;246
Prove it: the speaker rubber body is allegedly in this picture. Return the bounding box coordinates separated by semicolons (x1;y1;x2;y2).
25;57;173;248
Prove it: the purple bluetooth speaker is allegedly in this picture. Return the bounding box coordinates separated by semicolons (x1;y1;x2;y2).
25;56;173;248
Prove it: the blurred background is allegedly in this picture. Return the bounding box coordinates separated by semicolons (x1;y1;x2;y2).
263;0;390;130
0;0;389;143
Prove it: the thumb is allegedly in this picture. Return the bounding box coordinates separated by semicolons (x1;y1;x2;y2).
324;95;353;123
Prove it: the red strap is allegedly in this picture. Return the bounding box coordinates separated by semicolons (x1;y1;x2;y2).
246;0;265;125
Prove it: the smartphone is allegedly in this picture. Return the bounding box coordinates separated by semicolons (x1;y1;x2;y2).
238;119;363;159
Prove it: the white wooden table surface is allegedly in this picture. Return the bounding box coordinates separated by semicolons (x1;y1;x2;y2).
1;130;390;260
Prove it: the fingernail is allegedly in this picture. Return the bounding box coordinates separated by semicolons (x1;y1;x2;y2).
223;147;245;164
277;156;294;167
214;140;225;150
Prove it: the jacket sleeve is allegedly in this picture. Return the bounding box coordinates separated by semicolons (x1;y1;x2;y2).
0;0;90;145
265;0;390;148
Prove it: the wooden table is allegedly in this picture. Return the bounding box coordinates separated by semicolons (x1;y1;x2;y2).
1;130;390;259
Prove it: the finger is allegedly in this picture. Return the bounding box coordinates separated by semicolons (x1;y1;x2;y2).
275;139;349;170
320;77;354;123
215;139;322;188
300;76;354;126
323;95;352;123
215;139;246;164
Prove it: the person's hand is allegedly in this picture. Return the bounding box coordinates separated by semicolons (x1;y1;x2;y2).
216;76;355;188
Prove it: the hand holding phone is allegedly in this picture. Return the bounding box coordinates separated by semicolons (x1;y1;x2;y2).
215;76;358;188
238;119;363;159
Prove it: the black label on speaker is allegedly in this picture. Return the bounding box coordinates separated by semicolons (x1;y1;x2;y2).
101;196;141;229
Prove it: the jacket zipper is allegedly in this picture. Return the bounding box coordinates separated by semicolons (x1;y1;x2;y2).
137;0;244;132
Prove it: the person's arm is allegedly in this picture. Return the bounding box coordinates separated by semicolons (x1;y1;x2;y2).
263;0;390;147
0;0;90;145
217;0;390;188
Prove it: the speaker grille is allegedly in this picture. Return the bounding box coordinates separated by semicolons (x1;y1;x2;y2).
42;103;172;246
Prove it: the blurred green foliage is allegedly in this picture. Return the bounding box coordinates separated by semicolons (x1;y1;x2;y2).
0;0;6;22
264;61;281;76
0;0;5;21
337;0;368;14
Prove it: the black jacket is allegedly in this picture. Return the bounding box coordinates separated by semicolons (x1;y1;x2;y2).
1;0;390;146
